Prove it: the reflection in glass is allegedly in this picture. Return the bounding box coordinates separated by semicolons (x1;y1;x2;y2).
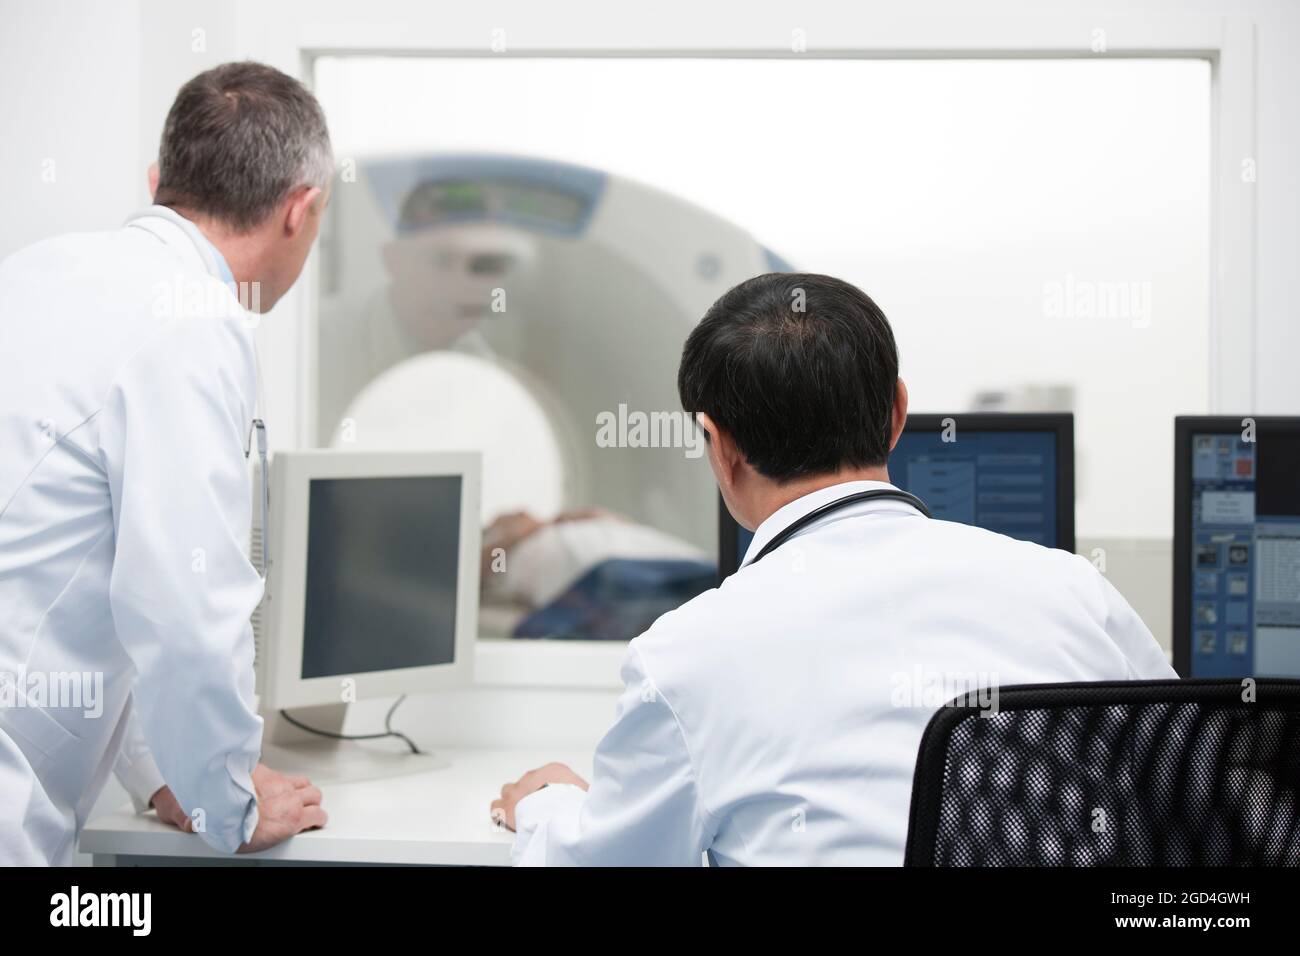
317;154;786;639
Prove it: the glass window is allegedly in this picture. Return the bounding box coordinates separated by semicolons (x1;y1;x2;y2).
312;56;1210;641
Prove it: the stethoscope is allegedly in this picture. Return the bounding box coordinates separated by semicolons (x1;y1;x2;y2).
745;488;933;567
127;205;271;580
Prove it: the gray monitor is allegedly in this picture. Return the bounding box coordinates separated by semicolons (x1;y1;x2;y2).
259;450;481;711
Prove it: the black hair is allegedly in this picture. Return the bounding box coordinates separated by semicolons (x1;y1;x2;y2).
678;272;899;483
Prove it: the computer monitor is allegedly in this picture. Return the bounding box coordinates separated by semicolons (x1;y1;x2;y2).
718;412;1075;578
1174;417;1300;678
258;450;481;712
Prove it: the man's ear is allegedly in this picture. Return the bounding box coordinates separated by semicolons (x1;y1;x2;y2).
147;162;160;200
284;185;324;236
697;412;739;490
889;378;909;452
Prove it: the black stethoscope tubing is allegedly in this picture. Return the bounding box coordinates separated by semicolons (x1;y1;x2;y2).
745;489;932;566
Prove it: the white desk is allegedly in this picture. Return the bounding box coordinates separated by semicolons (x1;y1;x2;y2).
80;748;590;867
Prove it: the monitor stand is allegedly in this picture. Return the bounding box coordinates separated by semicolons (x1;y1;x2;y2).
260;705;448;784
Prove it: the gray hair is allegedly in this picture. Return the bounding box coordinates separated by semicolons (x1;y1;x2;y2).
154;61;333;232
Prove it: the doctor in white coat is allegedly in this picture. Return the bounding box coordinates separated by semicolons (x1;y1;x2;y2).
492;272;1177;866
0;62;333;864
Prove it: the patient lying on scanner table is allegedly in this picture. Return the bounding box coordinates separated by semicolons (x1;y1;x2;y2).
480;509;715;641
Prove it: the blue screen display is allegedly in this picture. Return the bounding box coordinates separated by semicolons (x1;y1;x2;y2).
1188;432;1300;677
734;429;1059;563
889;430;1058;547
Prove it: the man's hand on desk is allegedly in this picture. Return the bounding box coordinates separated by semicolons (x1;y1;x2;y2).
150;765;328;851
150;786;193;831
239;764;328;853
491;762;589;831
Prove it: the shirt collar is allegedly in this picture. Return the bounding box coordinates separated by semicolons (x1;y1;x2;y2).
192;228;235;289
740;478;923;566
127;205;235;288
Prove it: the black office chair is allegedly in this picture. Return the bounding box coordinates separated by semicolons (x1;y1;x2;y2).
904;679;1300;866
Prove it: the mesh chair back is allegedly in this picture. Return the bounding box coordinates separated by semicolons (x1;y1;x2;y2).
904;679;1300;866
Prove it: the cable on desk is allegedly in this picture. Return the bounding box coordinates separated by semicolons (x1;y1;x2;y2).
278;695;423;754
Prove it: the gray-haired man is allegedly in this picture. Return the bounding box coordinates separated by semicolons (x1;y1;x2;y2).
0;62;331;864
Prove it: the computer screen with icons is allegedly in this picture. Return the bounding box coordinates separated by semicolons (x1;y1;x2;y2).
718;412;1075;578
1174;417;1300;678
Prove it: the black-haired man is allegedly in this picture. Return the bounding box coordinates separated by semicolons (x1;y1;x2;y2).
493;272;1174;866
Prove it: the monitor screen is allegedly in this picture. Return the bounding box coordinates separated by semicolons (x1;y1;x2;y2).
1177;419;1300;677
722;413;1073;576
301;475;463;679
888;429;1059;547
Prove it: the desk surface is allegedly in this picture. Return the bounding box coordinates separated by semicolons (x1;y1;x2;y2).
80;748;590;866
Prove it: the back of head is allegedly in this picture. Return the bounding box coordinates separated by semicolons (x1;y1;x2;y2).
678;272;899;483
154;61;333;233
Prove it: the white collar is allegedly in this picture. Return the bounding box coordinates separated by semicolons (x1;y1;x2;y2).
124;204;225;281
124;205;267;429
741;479;924;566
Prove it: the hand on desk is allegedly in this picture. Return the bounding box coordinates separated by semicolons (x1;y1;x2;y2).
491;762;589;831
239;764;328;853
149;765;327;851
150;786;193;831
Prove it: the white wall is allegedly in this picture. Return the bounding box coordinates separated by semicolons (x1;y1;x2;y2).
0;0;142;259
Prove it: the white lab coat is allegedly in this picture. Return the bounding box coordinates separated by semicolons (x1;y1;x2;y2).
0;207;265;864
513;480;1177;866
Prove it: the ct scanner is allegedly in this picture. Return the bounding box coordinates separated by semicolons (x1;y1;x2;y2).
315;153;792;555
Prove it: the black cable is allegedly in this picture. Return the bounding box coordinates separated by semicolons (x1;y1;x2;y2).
278;695;422;754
